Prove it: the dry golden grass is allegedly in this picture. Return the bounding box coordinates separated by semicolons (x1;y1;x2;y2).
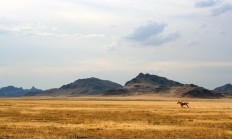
0;96;232;139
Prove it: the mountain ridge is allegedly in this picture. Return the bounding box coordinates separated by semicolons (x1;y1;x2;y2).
125;73;183;86
0;86;42;97
214;83;232;95
29;77;122;96
1;73;225;98
121;73;221;98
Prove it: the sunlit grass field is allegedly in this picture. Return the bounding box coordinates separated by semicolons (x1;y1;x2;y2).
0;96;232;139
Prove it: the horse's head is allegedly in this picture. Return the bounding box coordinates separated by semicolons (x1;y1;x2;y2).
177;102;180;104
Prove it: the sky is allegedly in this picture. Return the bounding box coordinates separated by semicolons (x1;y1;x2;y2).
0;0;232;90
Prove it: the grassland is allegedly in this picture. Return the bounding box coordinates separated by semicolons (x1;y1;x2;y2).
0;96;232;139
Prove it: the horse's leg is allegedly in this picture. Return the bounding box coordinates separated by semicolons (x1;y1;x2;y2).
186;104;189;108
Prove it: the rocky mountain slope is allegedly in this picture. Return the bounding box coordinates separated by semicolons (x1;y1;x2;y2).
125;73;183;86
108;73;221;98
124;73;183;93
29;77;122;96
213;83;232;95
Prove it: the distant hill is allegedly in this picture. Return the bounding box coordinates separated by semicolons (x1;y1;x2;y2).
119;73;221;98
181;87;221;98
214;84;232;95
30;77;122;96
124;73;183;93
0;86;42;97
125;73;183;86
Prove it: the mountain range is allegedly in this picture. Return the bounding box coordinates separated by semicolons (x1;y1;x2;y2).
1;73;231;98
0;86;42;97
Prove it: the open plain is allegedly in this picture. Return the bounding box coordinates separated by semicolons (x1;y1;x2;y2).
0;96;232;139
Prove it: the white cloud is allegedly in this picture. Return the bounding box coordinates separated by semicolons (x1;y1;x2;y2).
211;3;232;16
219;30;226;35
187;39;199;46
105;37;120;50
0;23;56;36
0;22;105;39
83;34;105;38
195;0;223;8
127;21;180;46
128;22;166;41
0;0;40;11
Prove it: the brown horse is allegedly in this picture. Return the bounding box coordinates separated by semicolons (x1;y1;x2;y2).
177;101;189;108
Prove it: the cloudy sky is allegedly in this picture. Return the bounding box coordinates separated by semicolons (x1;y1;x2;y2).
0;0;231;90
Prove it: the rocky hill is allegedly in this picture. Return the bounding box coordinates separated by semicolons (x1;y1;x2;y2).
125;73;183;86
118;73;221;98
0;86;42;97
124;73;183;93
213;83;232;95
181;86;221;98
30;77;122;96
